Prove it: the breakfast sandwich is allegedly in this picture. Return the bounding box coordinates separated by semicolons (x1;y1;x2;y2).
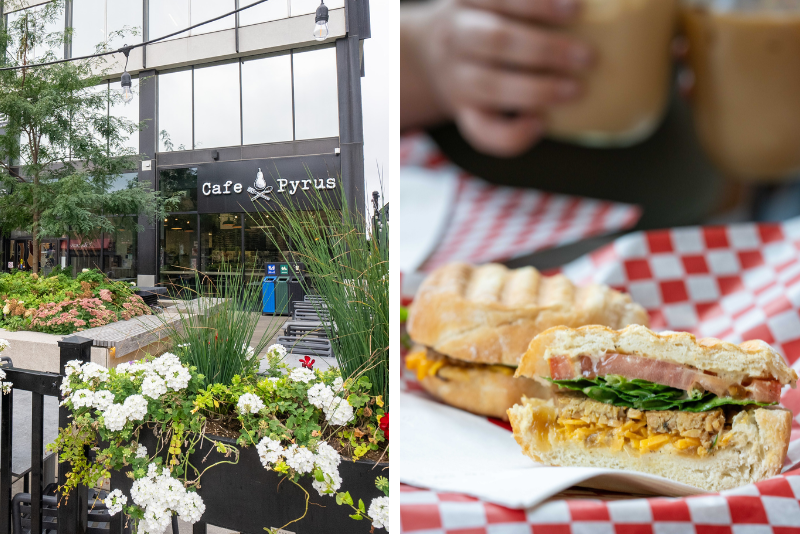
405;262;649;420
508;325;797;491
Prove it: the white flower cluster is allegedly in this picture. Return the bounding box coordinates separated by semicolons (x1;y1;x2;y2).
256;438;342;496
136;353;191;400
368;496;390;531
104;489;128;516
101;394;148;432
80;362;109;383
236;392;265;414
267;344;287;359
306;382;354;426
289;367;315;384
136;443;148;459
130;464;205;534
243;345;256;359
0;339;9;351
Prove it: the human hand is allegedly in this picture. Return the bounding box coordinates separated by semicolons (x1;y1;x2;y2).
402;0;594;156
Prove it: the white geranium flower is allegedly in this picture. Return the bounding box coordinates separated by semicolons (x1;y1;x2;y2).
332;376;344;391
104;489;127;516
70;389;95;409
325;397;355;426
123;394;148;421
163;365;191;391
256;437;284;469
267;344;287;359
92;390;115;411
64;360;83;377
289;367;315;384
136;443;148;459
236;393;265;415
80;362;109;383
141;373;167;400
368;496;390;530
307;382;334;409
284;445;316;474
102;404;127;432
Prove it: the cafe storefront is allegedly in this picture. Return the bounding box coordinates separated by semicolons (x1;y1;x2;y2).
156;153;341;289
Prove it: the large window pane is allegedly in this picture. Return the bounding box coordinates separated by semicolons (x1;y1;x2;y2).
193;62;241;148
200;213;242;272
242;53;293;144
293;47;339;140
71;0;105;57
158;70;192;152
7;5;65;60
108;172;138;193
245;212;287;267
107;1;143;49
240;0;288;25
105;216;138;280
190;0;235;35
110;77;139;154
149;0;189;41
160;168;198;212
291;0;343;17
160;215;198;279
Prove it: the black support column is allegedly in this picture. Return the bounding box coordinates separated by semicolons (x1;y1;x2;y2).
137;69;158;287
336;0;370;220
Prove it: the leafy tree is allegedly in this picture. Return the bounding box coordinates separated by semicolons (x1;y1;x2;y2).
0;0;174;273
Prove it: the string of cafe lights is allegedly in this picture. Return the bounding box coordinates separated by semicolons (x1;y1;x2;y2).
0;0;331;101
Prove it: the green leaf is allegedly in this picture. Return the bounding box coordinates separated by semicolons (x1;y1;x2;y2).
349;514;363;520
546;375;776;412
358;499;366;512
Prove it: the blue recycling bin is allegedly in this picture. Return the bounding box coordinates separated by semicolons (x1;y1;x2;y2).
262;276;276;313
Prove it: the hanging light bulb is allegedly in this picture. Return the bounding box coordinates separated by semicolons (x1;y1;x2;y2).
120;46;133;103
313;1;329;41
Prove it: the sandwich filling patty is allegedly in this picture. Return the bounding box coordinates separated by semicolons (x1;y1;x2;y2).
406;347;516;381
527;393;741;456
547;353;781;405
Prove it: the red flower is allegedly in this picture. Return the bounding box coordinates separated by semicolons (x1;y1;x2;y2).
379;412;389;440
300;356;315;369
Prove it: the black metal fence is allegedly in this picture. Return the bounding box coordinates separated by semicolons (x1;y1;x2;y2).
0;336;116;534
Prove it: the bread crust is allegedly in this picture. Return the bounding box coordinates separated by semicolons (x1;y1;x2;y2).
407;262;650;366
517;324;797;386
508;397;792;491
417;365;551;421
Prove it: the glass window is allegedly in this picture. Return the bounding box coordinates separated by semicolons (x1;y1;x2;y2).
105;216;138;280
160;214;198;277
241;53;293;145
108;172;138;193
158;69;193;152
291;0;343;17
200;213;242;274
110;76;140;154
190;0;235;35
70;237;103;273
240;0;288;25
71;0;105;57
193;62;241;149
293;46;339;140
107;1;143;50
160;168;198;212
245;212;287;268
7;5;65;60
149;0;189;41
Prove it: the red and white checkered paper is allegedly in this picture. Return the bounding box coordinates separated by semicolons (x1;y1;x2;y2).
401;134;642;272
401;217;800;533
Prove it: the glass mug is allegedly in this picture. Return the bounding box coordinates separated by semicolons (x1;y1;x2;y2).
546;0;679;147
682;0;800;181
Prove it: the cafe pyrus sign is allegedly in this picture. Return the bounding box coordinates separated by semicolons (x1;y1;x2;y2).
196;155;341;214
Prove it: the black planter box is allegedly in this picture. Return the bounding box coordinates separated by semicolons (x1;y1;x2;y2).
110;430;388;534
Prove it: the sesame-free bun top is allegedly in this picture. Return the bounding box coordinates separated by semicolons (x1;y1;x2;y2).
517;324;798;386
406;262;650;366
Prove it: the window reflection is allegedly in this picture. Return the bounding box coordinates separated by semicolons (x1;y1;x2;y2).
240;0;289;25
190;0;235;35
160;215;198;278
149;0;189;41
290;0;343;17
241;53;293;145
160;168;198;211
107;1;143;50
71;0;105;57
200;213;242;273
108;172;138;193
158;69;193;152
105;216;138;281
6;5;65;60
293;46;339;140
245;212;288;267
110;76;140;154
193;62;241;148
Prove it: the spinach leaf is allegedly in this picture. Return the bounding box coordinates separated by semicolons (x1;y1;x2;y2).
546;375;775;412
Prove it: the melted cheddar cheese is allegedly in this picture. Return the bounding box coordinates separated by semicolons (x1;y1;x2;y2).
405;348;516;381
555;416;730;456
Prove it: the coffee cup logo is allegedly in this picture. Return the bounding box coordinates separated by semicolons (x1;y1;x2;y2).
248;168;273;202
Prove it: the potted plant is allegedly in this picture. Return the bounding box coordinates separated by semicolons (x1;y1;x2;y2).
53;267;389;533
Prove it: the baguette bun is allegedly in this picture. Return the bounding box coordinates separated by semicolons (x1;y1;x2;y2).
417;365;551;421
508;396;792;491
407;262;649;366
518;324;797;386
